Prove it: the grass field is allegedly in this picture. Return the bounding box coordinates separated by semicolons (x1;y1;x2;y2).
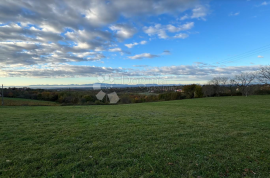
1;97;60;106
0;96;270;177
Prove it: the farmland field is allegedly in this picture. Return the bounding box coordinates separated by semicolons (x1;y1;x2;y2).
0;96;270;177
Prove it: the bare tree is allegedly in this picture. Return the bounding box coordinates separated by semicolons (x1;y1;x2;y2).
209;77;220;96
257;65;270;84
228;78;237;96
209;77;228;96
220;77;229;85
235;72;256;97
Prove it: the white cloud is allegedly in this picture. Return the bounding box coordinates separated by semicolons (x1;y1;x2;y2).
0;0;210;77
177;5;209;21
261;1;270;5
140;40;147;45
40;23;61;33
191;5;208;20
258;55;264;58
179;14;189;20
174;33;189;39
125;41;147;48
229;12;240;16
143;24;163;36
110;24;137;41
144;22;194;39
1;64;261;82
109;48;123;52
128;53;159;60
74;42;91;50
125;42;138;48
167;22;194;32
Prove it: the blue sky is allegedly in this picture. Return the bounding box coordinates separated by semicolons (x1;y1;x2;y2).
0;0;269;86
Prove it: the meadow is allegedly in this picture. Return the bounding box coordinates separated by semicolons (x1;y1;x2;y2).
0;96;270;177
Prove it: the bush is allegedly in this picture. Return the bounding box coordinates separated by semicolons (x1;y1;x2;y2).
120;96;132;104
254;89;270;95
158;92;181;101
95;100;104;105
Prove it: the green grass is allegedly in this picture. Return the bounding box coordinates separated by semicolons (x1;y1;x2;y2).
1;97;60;106
0;96;270;177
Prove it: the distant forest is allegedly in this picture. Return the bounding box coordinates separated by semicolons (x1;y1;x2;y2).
2;65;270;105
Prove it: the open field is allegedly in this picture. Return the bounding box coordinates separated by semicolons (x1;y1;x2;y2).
0;97;60;106
0;96;270;177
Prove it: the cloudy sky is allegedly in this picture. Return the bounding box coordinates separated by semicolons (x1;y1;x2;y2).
0;0;269;86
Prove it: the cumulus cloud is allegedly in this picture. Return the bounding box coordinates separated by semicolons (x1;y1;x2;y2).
258;55;264;58
144;22;194;39
109;48;123;52
125;42;139;48
174;33;189;39
177;5;208;21
0;0;210;79
143;24;166;38
128;53;159;60
191;5;209;20
125;41;147;48
179;14;189;20
110;24;137;41
167;22;194;32
108;47;130;55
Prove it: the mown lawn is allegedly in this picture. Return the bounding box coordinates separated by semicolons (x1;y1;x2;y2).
0;96;270;177
1;97;60;106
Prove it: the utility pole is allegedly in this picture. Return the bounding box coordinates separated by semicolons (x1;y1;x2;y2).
2;84;3;106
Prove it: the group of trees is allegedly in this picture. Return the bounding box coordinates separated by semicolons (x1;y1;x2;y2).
183;84;203;98
120;84;203;104
206;65;270;97
2;84;205;105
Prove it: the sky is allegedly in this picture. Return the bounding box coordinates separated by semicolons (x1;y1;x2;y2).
0;0;270;86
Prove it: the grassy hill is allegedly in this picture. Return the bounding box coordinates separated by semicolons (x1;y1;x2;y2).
0;96;270;177
0;97;60;106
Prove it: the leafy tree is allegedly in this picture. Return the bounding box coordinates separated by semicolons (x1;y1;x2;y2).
183;84;197;98
194;85;203;98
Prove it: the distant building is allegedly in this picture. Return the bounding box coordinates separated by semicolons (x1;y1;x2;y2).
175;89;183;92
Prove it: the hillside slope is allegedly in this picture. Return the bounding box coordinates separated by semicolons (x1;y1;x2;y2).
0;96;270;177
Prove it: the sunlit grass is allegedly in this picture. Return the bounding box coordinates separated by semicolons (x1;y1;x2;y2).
0;96;270;177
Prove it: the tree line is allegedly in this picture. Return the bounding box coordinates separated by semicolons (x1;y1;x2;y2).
205;65;270;97
2;65;270;105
